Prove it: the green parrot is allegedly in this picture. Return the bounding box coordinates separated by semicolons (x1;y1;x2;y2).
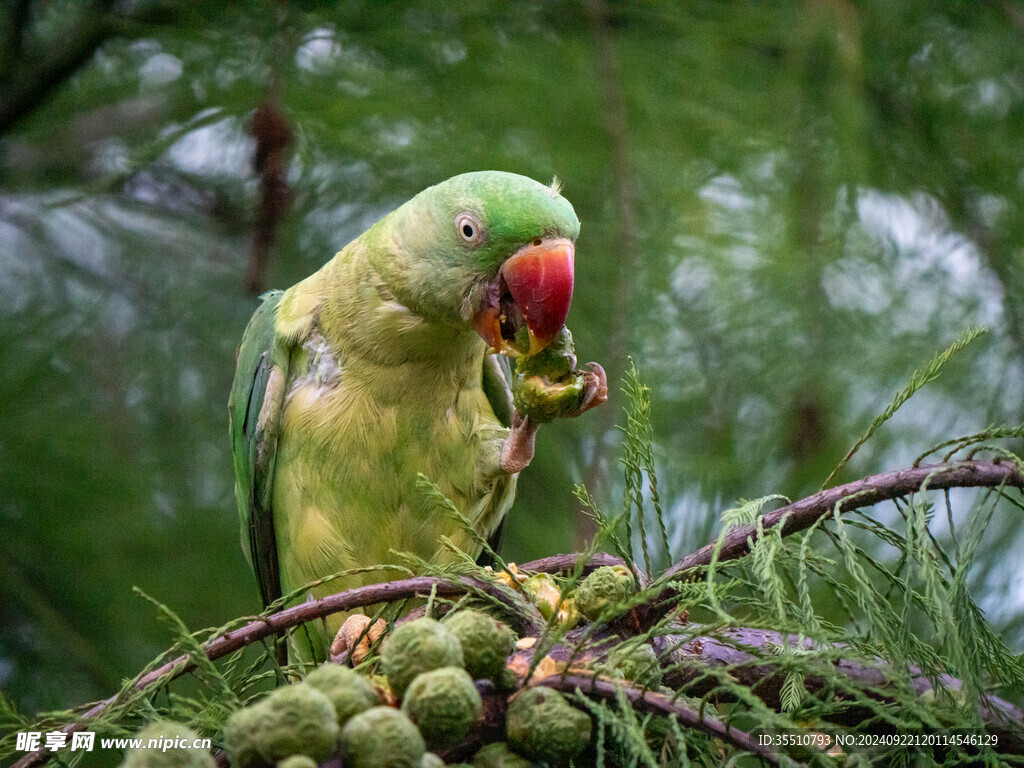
229;171;605;659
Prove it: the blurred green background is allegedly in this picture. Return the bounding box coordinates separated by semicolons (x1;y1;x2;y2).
2;1;1023;713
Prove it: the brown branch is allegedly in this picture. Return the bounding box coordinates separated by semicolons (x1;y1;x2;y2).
446;672;783;765
518;552;629;576
483;627;1023;761
661;460;1024;583
658;627;1024;755
11;575;541;768
537;674;784;765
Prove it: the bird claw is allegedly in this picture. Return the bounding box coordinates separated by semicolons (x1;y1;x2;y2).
330;614;386;665
500;413;540;474
499;362;606;474
576;361;608;416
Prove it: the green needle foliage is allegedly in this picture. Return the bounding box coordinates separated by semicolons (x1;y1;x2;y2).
822;326;989;489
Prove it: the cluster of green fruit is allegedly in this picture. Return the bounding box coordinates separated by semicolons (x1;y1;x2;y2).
497;562;638;630
120;567;654;768
217;609;591;768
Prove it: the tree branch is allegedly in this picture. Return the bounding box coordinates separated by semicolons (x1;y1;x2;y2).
537;674;782;765
661;460;1024;583
245;96;293;294
518;552;629;576
444;672;781;765
657;627;1024;755
10;575;540;768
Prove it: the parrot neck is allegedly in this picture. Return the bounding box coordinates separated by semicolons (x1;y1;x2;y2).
315;242;485;378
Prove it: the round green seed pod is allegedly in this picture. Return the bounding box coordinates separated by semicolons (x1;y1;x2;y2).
381;618;464;699
420;753;445;768
515;327;577;381
276;757;317;768
512;329;591;423
573;565;636;621
472;742;533;768
520;574;561;621
304;663;381;727
339;706;425;768
443;610;515;682
505;688;591;767
401;667;482;748
603;643;663;688
121;720;215;768
223;684;339;768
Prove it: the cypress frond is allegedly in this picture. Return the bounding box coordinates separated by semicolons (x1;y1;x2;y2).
822;326;988;489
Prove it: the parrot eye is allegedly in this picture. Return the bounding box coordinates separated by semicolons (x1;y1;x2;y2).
455;212;483;245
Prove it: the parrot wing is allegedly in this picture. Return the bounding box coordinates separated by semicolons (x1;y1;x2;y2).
482;351;514;429
229;290;289;609
478;351;515;564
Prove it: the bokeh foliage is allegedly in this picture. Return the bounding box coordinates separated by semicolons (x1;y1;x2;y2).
1;0;1023;713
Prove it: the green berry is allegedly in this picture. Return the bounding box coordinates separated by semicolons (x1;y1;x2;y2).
602;643;663;688
443;611;515;682
420;753;445;768
472;742;533;768
121;721;215;768
381;618;464;699
574;565;636;621
505;688;591;767
519;574;561;620
223;684;339;768
515;327;576;381
402;667;482;748
339;706;425;768
304;663;380;727
512;329;593;423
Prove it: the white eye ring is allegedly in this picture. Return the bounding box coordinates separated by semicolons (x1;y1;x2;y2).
455;212;483;245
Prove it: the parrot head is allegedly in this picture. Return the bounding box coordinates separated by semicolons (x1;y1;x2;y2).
369;171;581;357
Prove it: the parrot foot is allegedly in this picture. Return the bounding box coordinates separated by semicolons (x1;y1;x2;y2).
574;361;608;416
500;413;541;474
329;614;387;665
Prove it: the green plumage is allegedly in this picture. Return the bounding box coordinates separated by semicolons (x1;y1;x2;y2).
228;172;579;649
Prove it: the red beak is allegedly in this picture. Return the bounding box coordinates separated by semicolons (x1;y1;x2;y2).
473;238;575;356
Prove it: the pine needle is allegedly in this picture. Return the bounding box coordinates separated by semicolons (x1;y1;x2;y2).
822;326;988;489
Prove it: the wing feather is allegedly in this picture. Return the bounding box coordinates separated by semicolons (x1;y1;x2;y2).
482;352;513;429
479;351;515;562
229;291;289;608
